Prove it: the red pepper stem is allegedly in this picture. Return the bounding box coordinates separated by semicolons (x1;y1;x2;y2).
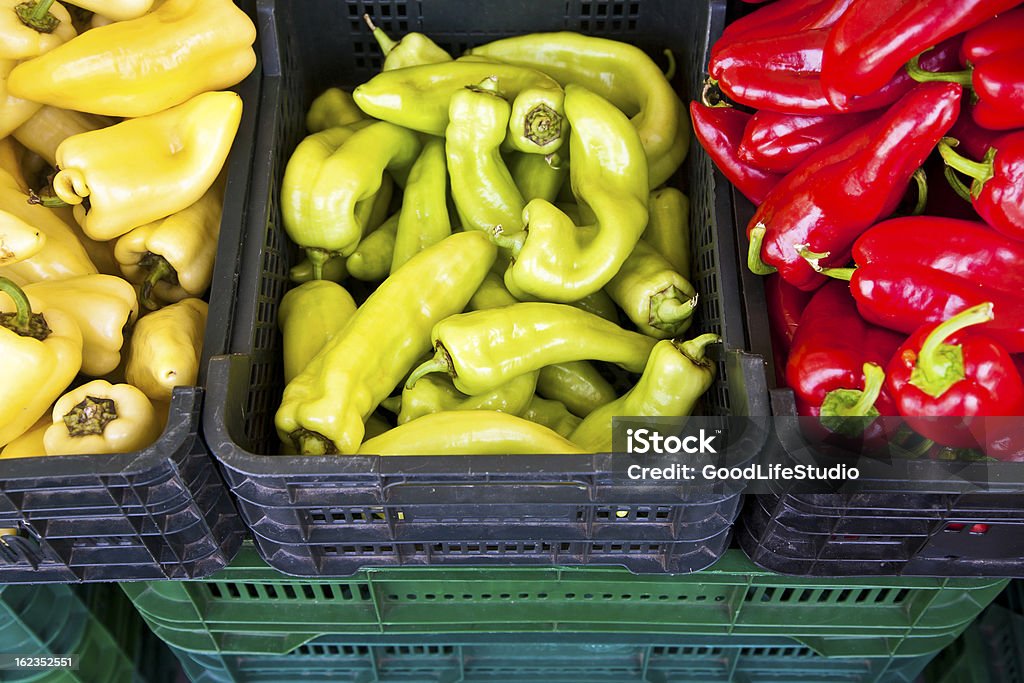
819;363;885;437
905;53;973;87
849;363;885;417
910;167;928;216
910;302;994;399
363;14;398;56
747;224;777;275
944;166;974;202
938;137;993;186
0;276;34;332
818;267;855;281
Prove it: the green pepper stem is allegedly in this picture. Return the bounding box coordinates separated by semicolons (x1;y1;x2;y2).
523;104;562;147
363;14;398;55
818;363;885;437
662;49;677;81
27;187;70;208
850;363;885;417
140;255;177;312
406;346;453;389
938;137;993;188
910;302;994;399
489;227;525;257
796;244;831;272
747;224;777;275
944;166;974;202
291;428;339;456
678;333;720;364
905;53;974;86
305;247;333;281
63;395;118;437
818;267;855;281
651;288;698;328
15;0;59;33
910;167;928;216
0;276;35;334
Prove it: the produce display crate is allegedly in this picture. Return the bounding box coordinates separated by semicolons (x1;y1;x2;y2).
202;0;771;577
120;545;1006;659
0;1;260;583
165;633;936;683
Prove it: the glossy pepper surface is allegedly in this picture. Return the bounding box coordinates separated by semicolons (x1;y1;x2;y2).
0;209;45;267
305;88;367;133
386;372;538;426
939;135;1024;241
748;82;961;290
58;0;153;21
690;102;782;206
887;302;1024;448
642;187;690;279
275;231;496;456
498;84;649;302
8;0;256;117
0;59;40;138
346;212;399;282
392;139;451;272
53;91;242;241
714;0;854;56
0;276;82;447
820;0;1018;107
521;396;581;438
278;280;356;385
125;297;206;402
570;335;719;452
738;110;874;175
0;415;48;458
364;14;452;72
357;410;586;455
469;32;688;187
13;105;112;167
0;0;75;60
407;302;658;396
605;239;698;339
909;51;1024;131
43;379;161;455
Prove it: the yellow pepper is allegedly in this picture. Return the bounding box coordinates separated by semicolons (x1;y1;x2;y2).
0;0;75;60
0;59;41;138
51;204;120;276
113;177;225;310
43;379;161;455
52;90;242;240
24;274;137;376
59;0;153;22
125;297;206;401
7;0;255;117
0;136;28;191
0;414;48;457
0;182;97;282
0;276;82;447
0;208;45;267
13;105;114;167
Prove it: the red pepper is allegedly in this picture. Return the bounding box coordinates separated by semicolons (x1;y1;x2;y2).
820;0;1020;108
746;82;961;290
887;302;1024;449
947;108;1003;161
786;281;903;440
939;133;1024;241
714;0;853;61
690;102;783;206
738;110;874;174
961;7;1024;64
765;273;813;386
907;49;1024;131
843;262;1024;353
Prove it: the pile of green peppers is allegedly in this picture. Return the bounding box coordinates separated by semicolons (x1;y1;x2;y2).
274;19;721;456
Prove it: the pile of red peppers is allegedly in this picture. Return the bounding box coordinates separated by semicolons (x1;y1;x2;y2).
693;0;1024;461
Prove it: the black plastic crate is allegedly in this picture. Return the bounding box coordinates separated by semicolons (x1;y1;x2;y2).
202;0;769;577
0;2;260;583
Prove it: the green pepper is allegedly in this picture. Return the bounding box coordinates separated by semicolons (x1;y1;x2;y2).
363;411;393;441
275;231;496;455
469;32;688;187
279;280;356;384
494;85;649;302
509;150;567;203
606;239;698;339
521;395;581;438
407;302;657;396
357;410;586;455
282;121;420;278
363;14;452;72
353;59;564;140
383;371;537;425
570;335;719;452
391;139;451;272
446;78;525;236
306;88;367;133
643;187;690;279
346;212;399;282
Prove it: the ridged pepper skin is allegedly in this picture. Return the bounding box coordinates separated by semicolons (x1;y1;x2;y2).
385;372;538;426
364;14;452;72
392;139;451;272
446;80;525;236
53;90;242;241
407;302;658;396
820;0;1018;107
278;280;357;385
357;410;586;455
346;212;399;282
13;105;112;167
0;208;45;267
521;395;581;438
498;85;649;302
114;178;224;310
738;110;874;175
0;59;41;138
275;231;497;456
305;88;367;133
0;0;76;60
8;0;256;117
887;302;1024;449
469;32;688;188
605;239;698;340
570;335;719;452
125;297;206;402
43;379;161;455
748;82;961;290
24;274;137;377
939;135;1024;241
690;102;782;206
0;276;82;447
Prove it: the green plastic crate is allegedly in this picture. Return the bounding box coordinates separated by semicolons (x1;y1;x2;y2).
167;633;936;683
120;546;1007;659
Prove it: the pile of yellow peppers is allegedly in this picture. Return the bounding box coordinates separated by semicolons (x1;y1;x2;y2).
0;0;256;458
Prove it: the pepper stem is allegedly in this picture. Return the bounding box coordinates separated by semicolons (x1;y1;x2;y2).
677;333;720;365
796;244;831;272
662;49;676;80
406;348;452;390
818;267;855;281
489;227;525;257
910;167;928;216
944;166;974;202
291;428;339;456
363;14;398;55
15;0;59;33
819;362;885;437
938;137;994;197
910;302;994;399
905;53;973;86
139;253;178;312
650;287;698;329
27;187;70;208
523;104;562;147
747;224;777;275
63;396;118;437
0;276;49;340
305;247;333;281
